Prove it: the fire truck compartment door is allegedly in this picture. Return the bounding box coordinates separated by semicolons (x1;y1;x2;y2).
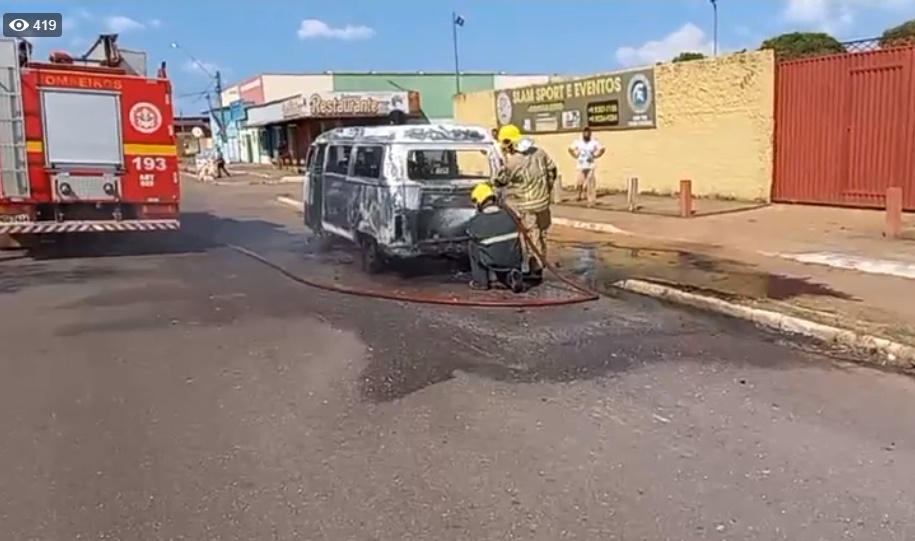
41;89;123;169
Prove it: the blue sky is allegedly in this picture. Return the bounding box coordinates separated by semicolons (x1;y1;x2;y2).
9;0;915;113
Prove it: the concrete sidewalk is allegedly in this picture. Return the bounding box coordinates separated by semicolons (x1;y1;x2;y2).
550;203;915;358
552;203;915;260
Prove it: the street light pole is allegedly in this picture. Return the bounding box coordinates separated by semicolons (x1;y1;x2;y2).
170;42;225;138
169;41;215;79
710;0;718;56
451;12;462;94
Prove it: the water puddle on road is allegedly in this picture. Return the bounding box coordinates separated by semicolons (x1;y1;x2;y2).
280;231;853;305
553;239;853;302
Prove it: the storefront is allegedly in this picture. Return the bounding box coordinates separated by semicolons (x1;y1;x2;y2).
242;98;286;165
248;90;421;171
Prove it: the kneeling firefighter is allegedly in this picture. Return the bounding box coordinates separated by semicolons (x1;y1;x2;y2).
493;124;558;279
466;183;526;293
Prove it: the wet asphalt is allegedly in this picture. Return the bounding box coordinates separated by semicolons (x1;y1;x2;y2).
2;181;915;540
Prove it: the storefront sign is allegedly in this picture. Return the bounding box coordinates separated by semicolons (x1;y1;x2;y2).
281;91;418;120
281;97;306;120
494;68;656;133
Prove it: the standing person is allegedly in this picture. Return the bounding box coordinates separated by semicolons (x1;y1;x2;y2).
215;148;231;178
567;127;604;207
490;127;505;202
490;128;506;165
493;124;558;279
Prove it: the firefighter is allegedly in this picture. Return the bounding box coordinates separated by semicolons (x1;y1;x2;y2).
466;183;525;293
493;124;558;279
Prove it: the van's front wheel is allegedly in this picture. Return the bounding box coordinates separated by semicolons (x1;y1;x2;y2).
358;234;386;275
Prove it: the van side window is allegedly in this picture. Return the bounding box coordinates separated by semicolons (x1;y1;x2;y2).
352;146;384;179
305;144;326;172
325;145;352;175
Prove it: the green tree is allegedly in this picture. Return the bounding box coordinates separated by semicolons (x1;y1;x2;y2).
759;31;846;60
672;51;707;63
880;19;915;48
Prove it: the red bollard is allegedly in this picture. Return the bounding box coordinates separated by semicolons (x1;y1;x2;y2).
679;179;693;218
885;186;903;239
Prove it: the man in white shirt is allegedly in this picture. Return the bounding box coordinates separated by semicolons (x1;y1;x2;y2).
490;127;506;201
490;128;504;165
567;127;605;207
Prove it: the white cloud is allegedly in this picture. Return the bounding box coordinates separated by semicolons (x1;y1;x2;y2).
615;23;714;66
296;19;375;41
149;19;162;29
783;0;915;35
183;59;221;77
103;15;145;33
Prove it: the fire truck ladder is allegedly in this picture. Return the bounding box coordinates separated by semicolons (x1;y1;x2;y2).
0;38;30;200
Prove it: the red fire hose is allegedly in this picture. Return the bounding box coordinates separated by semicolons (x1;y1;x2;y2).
224;206;601;308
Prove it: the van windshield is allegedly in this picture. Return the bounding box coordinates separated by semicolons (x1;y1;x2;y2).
407;149;493;182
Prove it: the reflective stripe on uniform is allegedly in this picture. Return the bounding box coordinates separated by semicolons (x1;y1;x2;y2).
479;231;519;245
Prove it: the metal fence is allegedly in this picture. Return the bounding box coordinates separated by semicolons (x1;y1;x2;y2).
775;35;915;61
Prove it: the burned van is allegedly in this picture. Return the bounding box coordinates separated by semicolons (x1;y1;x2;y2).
303;124;500;273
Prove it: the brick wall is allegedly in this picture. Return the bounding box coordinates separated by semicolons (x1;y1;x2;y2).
453;50;776;202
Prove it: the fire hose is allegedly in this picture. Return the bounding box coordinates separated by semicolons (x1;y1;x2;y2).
224;205;601;308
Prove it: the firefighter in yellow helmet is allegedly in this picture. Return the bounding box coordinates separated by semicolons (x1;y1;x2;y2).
493;124;558;279
464;183;525;292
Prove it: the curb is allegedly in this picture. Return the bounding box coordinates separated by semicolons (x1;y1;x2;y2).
270;195;913;368
276;196;303;213
552;217;630;235
613;279;914;368
182;172;300;186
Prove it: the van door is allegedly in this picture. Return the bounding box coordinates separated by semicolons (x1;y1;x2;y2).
304;143;326;232
322;144;354;238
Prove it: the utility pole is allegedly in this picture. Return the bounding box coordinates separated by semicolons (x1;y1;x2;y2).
214;70;223;106
214;70;227;143
710;0;718;56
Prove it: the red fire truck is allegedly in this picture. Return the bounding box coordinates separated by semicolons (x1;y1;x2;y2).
0;34;179;241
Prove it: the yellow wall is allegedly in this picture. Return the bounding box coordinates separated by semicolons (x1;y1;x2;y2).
453;51;776;202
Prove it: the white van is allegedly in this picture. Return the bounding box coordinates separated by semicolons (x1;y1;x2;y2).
303;124;500;273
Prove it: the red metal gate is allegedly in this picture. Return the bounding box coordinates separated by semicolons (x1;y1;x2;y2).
772;45;915;210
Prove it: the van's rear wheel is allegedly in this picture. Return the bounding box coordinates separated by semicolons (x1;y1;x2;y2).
358;235;386;275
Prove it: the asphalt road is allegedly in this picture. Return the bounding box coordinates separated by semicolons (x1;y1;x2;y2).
2;181;915;540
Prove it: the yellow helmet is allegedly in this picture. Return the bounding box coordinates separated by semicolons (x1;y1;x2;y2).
470;183;495;205
497;124;522;144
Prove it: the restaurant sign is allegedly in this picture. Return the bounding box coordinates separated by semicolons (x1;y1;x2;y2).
281;90;419;120
494;68;656;133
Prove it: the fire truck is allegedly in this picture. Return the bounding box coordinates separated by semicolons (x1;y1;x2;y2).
0;34;179;242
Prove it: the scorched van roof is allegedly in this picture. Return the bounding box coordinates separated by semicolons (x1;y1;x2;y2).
314;124;494;145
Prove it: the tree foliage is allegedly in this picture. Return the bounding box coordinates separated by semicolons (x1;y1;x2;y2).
671;51;707;63
759;31;845;60
880;19;915;48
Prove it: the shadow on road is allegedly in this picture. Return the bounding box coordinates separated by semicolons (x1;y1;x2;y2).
0;261;150;295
